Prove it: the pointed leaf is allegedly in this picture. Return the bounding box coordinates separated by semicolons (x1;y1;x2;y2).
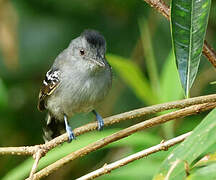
154;108;216;179
171;0;211;97
160;51;183;103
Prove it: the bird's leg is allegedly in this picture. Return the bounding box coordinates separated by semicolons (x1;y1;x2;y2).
64;114;76;143
92;110;104;131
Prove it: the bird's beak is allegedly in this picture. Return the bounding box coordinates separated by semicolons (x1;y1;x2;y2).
89;58;105;67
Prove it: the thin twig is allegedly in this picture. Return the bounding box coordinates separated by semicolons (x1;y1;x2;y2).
1;94;216;156
143;0;216;67
77;132;191;180
144;0;170;19
203;40;216;68
29;102;216;180
29;149;44;179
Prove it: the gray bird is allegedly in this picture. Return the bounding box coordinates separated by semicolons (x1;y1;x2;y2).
38;30;112;142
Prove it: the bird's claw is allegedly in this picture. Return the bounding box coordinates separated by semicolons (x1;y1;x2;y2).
92;110;104;131
64;115;76;143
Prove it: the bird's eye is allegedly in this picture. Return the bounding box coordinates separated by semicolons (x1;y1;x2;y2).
80;49;85;55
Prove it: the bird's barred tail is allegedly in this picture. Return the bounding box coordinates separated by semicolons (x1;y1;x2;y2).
43;113;66;142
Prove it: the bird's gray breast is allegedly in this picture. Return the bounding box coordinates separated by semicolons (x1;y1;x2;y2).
47;63;111;119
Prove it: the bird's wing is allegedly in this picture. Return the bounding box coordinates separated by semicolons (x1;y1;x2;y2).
38;68;61;111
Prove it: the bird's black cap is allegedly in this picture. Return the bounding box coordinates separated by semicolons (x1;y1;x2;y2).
82;30;106;48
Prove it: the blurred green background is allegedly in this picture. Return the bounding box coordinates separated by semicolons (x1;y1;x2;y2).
0;0;216;179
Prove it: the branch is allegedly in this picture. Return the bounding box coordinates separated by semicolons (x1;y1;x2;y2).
29;102;216;179
1;94;216;179
0;146;38;156
203;40;216;68
29;149;44;179
1;93;216;156
143;0;216;67
144;0;170;19
77;132;191;180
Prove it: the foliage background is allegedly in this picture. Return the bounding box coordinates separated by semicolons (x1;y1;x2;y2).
0;0;216;179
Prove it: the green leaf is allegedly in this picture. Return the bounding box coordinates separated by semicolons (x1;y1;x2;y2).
107;54;158;104
160;51;183;103
154;108;216;180
186;163;216;180
171;0;211;97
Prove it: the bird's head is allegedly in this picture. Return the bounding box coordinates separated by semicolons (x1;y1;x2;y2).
68;30;107;69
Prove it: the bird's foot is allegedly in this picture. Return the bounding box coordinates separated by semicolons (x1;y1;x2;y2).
92;110;104;131
64;115;76;143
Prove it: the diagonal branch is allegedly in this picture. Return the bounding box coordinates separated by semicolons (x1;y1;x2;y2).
29;102;216;180
143;0;216;67
1;94;216;156
29;93;216;152
77;132;192;180
144;0;170;19
203;40;216;68
1;94;216;179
